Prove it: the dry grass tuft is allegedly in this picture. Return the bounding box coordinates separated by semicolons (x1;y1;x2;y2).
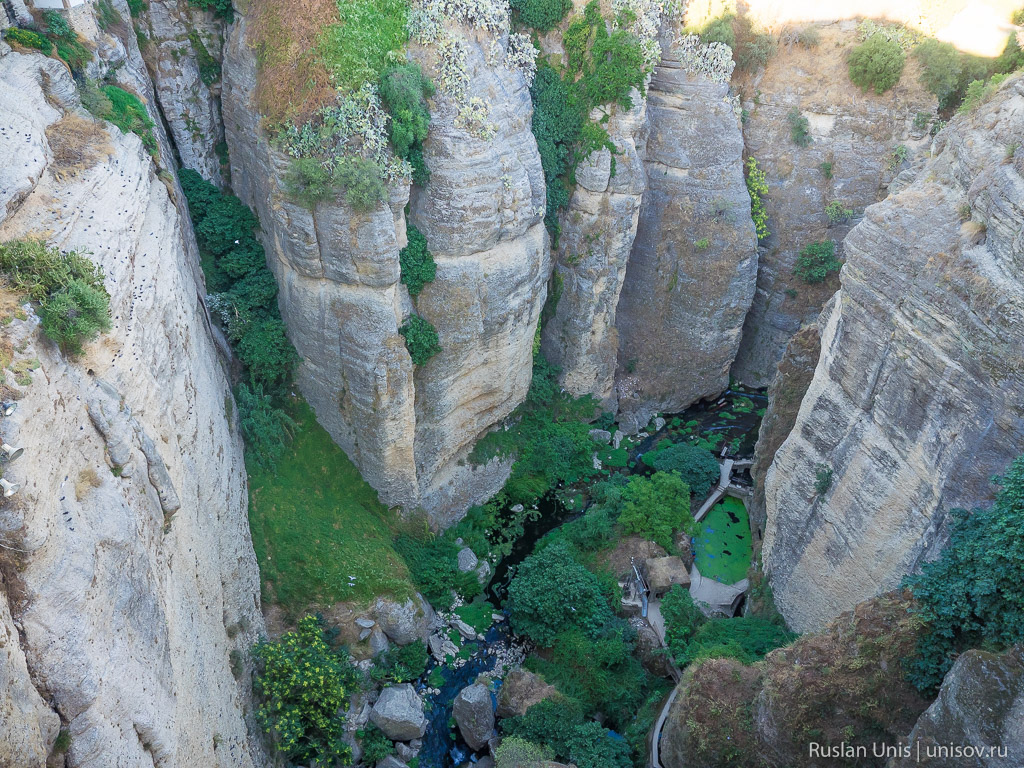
45;114;113;181
248;0;340;126
75;467;103;501
960;219;987;246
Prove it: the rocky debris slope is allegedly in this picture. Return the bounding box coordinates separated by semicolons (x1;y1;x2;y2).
731;22;935;386
660;594;930;768
613;33;757;433
762;74;1024;632
0;45;265;767
889;646;1024;768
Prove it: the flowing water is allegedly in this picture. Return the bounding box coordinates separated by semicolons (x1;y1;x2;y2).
416;386;765;767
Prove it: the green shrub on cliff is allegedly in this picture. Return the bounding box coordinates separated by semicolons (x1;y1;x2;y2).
3;28;53;54
744;157;770;241
0;238;110;356
848;34;905;94
905;454;1024;693
794;240;842;284
399;224;436;297
510;0;573;32
399;314;441;365
913;39;963;106
379;63;433;162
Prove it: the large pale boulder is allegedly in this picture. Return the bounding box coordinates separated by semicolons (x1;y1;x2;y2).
371;685;428;741
495;668;556;718
453;683;495;750
374;595;434;646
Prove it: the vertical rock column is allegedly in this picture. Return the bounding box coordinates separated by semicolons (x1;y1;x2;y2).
540;96;648;410
614;37;758;432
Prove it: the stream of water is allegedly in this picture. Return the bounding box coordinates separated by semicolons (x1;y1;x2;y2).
415;387;766;767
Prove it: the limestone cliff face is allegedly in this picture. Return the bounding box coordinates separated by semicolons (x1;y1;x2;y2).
540;95;647;411
889;646;1024;768
762;74;1024;633
223;16;542;520
613;36;758;432
0;46;265;767
731;22;935;386
136;0;226;183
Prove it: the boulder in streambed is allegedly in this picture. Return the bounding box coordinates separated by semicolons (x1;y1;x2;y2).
370;685;427;741
453;683;495;751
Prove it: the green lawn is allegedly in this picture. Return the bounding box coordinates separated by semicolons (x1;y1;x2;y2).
247;398;415;615
693;496;752;584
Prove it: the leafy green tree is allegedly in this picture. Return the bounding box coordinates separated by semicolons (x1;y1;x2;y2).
38;279;111;355
399;314;441;365
617;472;694;549
236;382;296;471
648;444;720;499
252;615;356;765
379;63;434;159
848;34;905;94
235;317;299;394
399;224;436;296
905;454;1024;692
189;0;233;20
913;39;963;106
661;585;706;659
564;721;632;768
505;701;631;768
794;240;842;284
507;539;614;646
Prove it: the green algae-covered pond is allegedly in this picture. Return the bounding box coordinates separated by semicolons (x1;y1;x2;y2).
694;496;752;584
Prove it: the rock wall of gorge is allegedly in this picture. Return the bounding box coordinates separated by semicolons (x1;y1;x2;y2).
223;14;543;522
0;41;265;768
762;74;1024;633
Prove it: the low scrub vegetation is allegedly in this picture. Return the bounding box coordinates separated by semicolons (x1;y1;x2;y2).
399;314;441;365
0;239;110;356
786;107;811;147
399;224;436;296
744;157;770;241
794;240;842;284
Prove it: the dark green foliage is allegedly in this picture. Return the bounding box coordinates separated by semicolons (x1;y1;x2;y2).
470;351;599;503
736;33;776;70
42;10;73;39
92;86;157;156
127;0;147;17
662;586;794;666
787;107;811;147
393;534;481;610
252;615;356;765
507;538;614;646
744;157;769;241
4;28;53;54
913;39;962;106
370;641;428;683
96;0;122;31
848;34;905;94
616;472;694;549
379;63;433;159
814;465;834;495
189;30;221;86
905;455;1024;693
527;627;647;723
677;617;795;665
399;224;436;297
399;314;441;365
698;14;735;47
794;240;841;284
38;279;112;355
284;157;388;211
510;0;573;32
408;145;430;186
358;724;395;764
236;382;297;471
190;0;233;21
647;443;720;499
284;158;335;207
53;729;72;754
0;239;110;356
958;72;1012;113
531;64;584;246
179;168;299;397
505;701;632;768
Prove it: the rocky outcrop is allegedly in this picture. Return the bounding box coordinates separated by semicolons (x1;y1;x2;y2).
136;0;226;182
453;682;495;750
889;646;1024;768
371;684;428;741
495;668;556;718
762;74;1024;632
223;14;542;521
614;36;757;433
0;45;265;766
540;94;648;410
731;22;935;386
374;595;435;646
660;594;929;768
